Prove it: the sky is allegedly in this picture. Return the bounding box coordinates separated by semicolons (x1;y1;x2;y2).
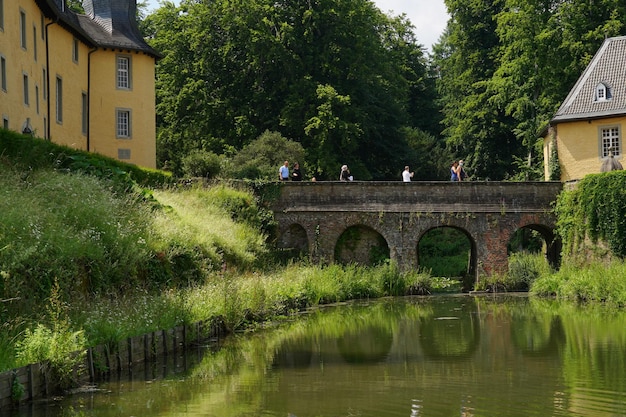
143;0;449;53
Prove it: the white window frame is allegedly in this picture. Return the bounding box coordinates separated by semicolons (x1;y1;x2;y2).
599;125;621;158
595;83;612;102
116;55;131;90
116;108;132;138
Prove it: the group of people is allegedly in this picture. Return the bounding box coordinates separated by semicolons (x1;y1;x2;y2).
279;160;468;182
278;160;303;181
279;161;353;181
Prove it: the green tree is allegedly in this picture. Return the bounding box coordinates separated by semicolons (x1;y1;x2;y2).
228;130;305;180
434;0;522;181
145;0;433;180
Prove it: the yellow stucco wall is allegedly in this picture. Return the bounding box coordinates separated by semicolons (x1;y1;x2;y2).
89;51;156;168
46;23;89;149
0;1;47;135
551;116;625;181
1;0;156;169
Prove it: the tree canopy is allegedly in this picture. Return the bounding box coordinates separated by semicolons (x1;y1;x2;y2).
144;0;626;181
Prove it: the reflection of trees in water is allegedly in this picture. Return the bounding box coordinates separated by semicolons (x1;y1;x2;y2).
336;325;394;363
418;301;480;360
510;316;565;356
57;297;626;417
272;337;313;368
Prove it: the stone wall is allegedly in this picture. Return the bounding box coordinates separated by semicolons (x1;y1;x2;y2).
270;181;563;280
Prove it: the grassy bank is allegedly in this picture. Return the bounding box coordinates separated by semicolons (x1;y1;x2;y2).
1;132;447;377
3;129;625;387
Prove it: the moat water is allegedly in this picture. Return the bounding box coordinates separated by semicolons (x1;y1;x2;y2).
4;294;626;417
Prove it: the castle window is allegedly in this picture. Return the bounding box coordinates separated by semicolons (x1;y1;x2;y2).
116;56;131;89
73;39;79;63
116;109;131;138
56;76;63;123
81;92;88;135
23;73;29;106
42;68;47;100
1;55;6;92
599;126;621;157
118;149;131;160
33;25;37;61
20;10;27;49
595;83;612;102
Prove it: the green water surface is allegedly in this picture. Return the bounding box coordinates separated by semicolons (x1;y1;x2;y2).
5;294;626;417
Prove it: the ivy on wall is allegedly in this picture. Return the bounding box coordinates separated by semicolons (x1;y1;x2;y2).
556;171;626;259
549;134;561;181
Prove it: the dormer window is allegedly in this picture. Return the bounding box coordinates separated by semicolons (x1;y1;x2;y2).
595;83;612;102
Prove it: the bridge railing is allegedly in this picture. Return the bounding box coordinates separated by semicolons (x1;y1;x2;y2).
271;181;563;214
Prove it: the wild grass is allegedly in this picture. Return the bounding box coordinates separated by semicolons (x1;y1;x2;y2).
476;252;553;292
1;159;438;372
531;260;626;306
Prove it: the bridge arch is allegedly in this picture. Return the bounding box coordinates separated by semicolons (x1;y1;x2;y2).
417;226;477;288
508;223;562;269
277;222;309;254
334;224;390;266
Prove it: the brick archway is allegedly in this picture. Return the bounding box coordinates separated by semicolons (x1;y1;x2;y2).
269;181;562;283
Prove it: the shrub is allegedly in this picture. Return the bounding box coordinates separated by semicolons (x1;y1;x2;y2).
181;150;222;179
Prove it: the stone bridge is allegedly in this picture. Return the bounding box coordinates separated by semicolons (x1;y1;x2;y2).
269;181;563;282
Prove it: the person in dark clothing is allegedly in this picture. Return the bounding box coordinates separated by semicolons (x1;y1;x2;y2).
291;163;302;181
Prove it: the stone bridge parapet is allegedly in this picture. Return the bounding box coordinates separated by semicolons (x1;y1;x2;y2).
269;181;563;283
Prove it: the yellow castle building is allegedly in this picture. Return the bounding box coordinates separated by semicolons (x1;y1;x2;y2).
543;36;625;181
0;0;160;168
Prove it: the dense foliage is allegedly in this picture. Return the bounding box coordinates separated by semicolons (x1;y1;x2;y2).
555;171;626;260
141;0;626;181
143;0;440;180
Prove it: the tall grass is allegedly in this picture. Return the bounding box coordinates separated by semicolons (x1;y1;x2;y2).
531;260;626;306
0;168;154;304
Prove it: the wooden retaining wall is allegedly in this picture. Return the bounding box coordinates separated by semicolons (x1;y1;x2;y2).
0;319;223;409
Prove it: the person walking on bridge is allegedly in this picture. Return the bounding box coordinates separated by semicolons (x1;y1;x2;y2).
279;161;289;181
340;165;352;181
450;161;460;181
402;166;414;182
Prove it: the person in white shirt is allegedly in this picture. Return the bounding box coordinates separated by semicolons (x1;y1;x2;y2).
279;161;289;181
402;166;414;182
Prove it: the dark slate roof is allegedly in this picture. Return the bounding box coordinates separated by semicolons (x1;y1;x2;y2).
552;36;626;123
34;0;161;59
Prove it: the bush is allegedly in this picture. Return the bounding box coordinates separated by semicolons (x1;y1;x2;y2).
181;150;222;179
227;131;305;181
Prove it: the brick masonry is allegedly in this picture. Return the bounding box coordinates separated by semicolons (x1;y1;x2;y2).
270;181;563;282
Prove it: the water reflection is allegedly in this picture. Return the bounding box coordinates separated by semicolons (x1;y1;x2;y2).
5;295;626;417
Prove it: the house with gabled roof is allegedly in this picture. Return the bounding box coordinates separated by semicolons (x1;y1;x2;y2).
543;36;625;181
0;0;160;168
